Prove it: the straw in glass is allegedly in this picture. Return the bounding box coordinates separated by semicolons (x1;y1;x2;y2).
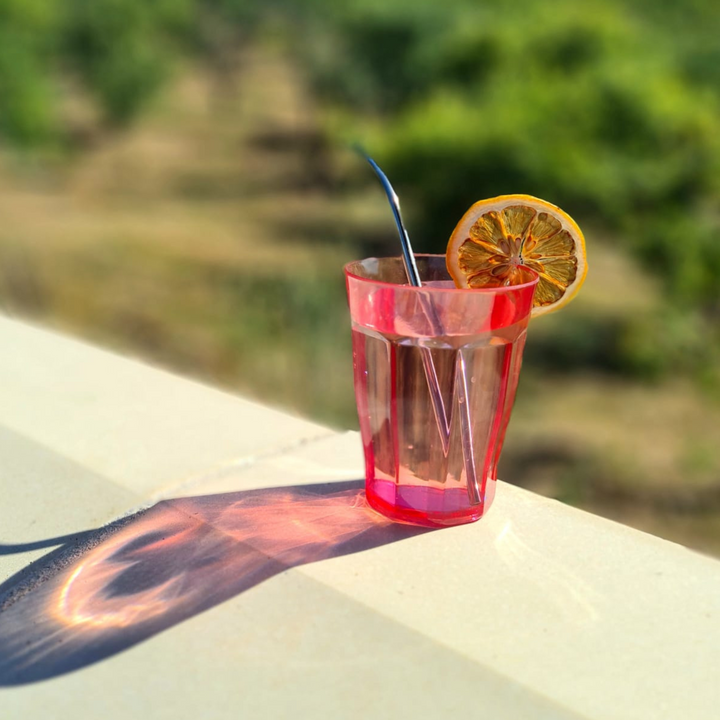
357;150;482;506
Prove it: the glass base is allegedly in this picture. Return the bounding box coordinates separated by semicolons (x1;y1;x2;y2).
365;478;492;528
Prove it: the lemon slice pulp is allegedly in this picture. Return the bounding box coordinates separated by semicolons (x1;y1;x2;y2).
446;194;587;316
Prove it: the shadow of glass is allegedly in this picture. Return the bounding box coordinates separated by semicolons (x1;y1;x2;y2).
0;480;427;686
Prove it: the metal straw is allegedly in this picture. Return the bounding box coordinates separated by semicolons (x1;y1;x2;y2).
358;150;482;505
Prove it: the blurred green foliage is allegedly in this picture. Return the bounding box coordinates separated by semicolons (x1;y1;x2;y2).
296;0;720;310
0;0;59;144
0;0;193;142
0;0;266;143
291;0;720;381
62;0;192;127
0;0;719;382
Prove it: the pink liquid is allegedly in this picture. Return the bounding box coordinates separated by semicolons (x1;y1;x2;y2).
352;327;526;527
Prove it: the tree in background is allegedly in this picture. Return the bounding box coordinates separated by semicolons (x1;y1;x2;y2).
294;0;720;379
0;0;718;380
0;0;60;145
0;0;265;147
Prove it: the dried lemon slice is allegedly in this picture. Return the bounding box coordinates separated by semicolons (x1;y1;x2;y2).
446;194;587;316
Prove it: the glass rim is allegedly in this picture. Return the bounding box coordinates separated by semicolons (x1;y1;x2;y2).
344;254;539;294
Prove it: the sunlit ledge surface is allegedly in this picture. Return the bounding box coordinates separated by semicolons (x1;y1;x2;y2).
0;314;718;720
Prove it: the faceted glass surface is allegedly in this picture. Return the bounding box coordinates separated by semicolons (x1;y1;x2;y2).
345;255;537;527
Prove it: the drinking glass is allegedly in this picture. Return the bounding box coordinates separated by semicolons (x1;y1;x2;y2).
345;255;538;527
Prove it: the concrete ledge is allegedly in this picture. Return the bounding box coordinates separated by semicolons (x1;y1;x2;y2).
1;316;718;719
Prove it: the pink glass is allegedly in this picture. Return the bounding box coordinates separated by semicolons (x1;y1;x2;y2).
345;255;538;527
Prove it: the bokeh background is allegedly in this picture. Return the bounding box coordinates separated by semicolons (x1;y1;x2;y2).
1;0;720;552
